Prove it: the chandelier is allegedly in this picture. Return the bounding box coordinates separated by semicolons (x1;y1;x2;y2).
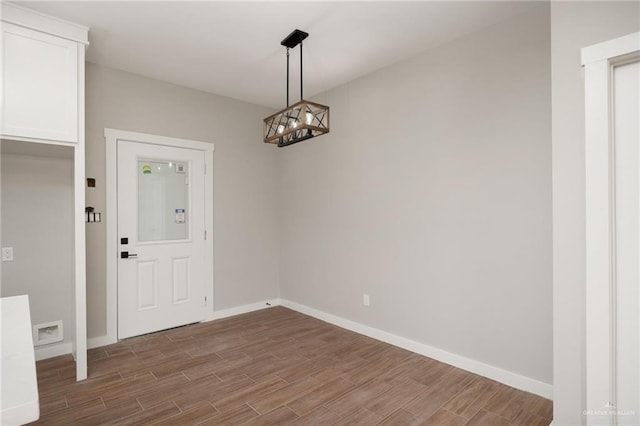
263;29;330;148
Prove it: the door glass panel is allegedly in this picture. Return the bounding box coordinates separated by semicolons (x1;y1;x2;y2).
138;159;189;242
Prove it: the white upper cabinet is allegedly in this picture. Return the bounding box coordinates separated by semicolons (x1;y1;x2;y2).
0;4;88;144
1;23;78;142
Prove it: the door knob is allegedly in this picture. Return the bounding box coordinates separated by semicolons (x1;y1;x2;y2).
120;251;138;259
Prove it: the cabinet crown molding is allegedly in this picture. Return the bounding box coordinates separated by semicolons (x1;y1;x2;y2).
1;2;89;45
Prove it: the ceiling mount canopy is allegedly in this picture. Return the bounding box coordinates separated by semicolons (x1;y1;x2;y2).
263;29;330;148
280;28;308;49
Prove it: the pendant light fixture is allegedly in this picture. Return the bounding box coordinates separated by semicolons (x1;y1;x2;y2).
263;29;330;147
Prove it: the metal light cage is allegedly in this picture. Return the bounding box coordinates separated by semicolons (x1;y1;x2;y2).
263;99;330;147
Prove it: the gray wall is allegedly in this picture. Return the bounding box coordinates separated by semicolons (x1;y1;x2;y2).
1;152;74;348
551;2;640;424
85;63;280;338
280;6;552;384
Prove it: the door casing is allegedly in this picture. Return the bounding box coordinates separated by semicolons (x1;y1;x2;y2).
104;128;214;346
583;32;640;425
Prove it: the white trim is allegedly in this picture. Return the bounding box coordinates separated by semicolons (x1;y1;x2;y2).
105;129;215;152
205;299;282;322
34;342;73;361
582;32;640;66
105;128;214;344
87;335;116;350
82;296;552;398
583;32;640;425
105;132;118;345
280;299;553;399
0;2;89;45
89;299;281;348
584;57;614;420
74;42;87;381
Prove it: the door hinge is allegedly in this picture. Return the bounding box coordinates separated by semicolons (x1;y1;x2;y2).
204;296;207;306
204;230;207;240
204;163;207;174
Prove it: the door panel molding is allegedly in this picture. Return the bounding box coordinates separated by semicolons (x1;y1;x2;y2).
136;259;158;311
172;257;191;304
105;128;214;344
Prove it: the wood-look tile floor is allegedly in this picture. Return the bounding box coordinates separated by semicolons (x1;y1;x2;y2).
31;307;552;425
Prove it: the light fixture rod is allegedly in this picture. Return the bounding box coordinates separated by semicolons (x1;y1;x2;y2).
286;48;290;107
281;29;308;104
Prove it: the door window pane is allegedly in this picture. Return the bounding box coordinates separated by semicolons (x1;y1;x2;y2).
138;159;189;242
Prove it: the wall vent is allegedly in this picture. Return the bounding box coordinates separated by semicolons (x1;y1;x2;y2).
33;320;63;346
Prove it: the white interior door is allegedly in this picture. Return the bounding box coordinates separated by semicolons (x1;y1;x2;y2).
117;140;206;339
584;33;640;425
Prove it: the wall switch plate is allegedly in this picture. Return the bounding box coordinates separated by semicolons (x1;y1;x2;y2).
363;294;370;307
2;247;13;261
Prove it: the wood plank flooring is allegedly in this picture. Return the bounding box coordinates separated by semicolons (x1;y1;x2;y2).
30;307;552;425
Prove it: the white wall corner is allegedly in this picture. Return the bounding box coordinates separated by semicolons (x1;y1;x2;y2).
279;299;553;400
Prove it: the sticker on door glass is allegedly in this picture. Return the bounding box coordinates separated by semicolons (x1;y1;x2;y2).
142;164;152;174
175;209;185;224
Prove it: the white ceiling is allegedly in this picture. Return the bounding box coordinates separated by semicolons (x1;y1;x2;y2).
20;1;543;108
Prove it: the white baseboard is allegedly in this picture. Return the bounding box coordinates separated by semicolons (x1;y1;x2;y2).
88;335;116;349
205;298;282;322
279;299;553;400
82;298;553;400
86;299;283;351
34;341;72;361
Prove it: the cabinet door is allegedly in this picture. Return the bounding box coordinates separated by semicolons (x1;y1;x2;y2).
1;22;78;143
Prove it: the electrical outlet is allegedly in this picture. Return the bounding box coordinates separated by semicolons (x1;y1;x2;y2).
2;247;13;261
363;294;370;307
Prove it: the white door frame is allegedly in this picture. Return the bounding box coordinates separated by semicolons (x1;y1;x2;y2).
105;128;214;344
583;32;640;425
